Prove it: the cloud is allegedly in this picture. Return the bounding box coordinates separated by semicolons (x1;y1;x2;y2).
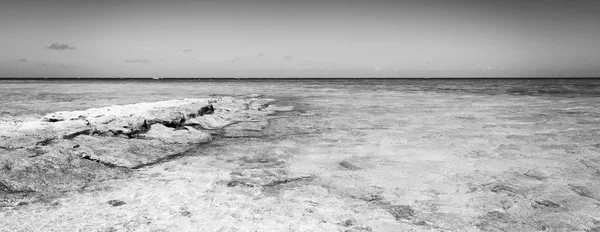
59;64;73;69
476;64;493;71
47;43;76;50
231;57;241;63
125;59;149;63
374;66;383;72
284;56;292;60
256;53;266;59
182;49;192;53
18;58;28;62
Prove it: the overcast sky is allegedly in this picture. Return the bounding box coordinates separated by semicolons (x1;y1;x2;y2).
0;0;599;77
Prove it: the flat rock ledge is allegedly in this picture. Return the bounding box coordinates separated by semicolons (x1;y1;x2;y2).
0;96;291;195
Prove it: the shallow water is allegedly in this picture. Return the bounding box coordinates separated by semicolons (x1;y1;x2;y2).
1;78;600;231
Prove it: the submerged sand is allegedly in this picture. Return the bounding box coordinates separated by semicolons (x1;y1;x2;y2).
1;84;600;231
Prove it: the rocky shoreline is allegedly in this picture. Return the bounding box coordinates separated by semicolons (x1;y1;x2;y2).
0;96;292;201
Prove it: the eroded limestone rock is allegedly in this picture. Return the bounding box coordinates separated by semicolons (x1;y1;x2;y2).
0;97;293;195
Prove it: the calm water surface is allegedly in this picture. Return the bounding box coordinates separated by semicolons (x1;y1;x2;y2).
2;78;600;230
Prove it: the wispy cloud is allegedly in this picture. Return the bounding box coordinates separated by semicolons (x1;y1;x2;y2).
125;59;149;63
47;43;76;50
182;49;192;53
59;64;73;69
256;53;266;60
18;58;28;62
284;56;292;60
232;57;241;63
477;64;493;71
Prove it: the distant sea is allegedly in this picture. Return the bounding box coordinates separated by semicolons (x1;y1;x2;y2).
1;78;599;116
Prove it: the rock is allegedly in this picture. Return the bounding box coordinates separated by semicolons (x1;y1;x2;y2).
180;209;192;217
523;169;549;181
385;204;416;221
265;105;294;112
71;135;190;168
0;144;125;192
0;97;291;195
0;120;91;149
568;184;596;199
345;226;373;232
107;200;126;207
191;115;231;129
14;201;29;206
197;104;214;116
475;211;516;231
141;124;210;144
0;117;24;133
184;118;201;126
339;161;361;171
532;199;561;209
588;226;600;232
341;218;357;227
222;121;269;138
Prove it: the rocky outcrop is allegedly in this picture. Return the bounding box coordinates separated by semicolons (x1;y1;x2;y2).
0;96;291;194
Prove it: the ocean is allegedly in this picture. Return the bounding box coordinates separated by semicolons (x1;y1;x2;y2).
1;78;600;231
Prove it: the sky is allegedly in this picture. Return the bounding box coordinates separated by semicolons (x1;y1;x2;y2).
0;0;599;77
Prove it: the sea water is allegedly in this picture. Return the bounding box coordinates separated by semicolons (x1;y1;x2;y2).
1;78;600;231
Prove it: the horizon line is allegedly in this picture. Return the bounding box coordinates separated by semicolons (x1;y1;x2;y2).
1;77;600;80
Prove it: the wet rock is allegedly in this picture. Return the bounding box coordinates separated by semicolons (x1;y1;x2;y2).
568;184;596;199
180;209;192;217
239;153;286;169
222;121;269;138
523;169;549;181
588;226;600;232
264;105;294;112
475;211;511;230
340;218;357;227
107;200;126;207
344;226;373;232
14;201;29;206
357;192;385;203
483;182;520;196
384;204;416;221
532;199;562;209
580;159;600;177
262;175;314;187
227;168;312;188
339;161;361;171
